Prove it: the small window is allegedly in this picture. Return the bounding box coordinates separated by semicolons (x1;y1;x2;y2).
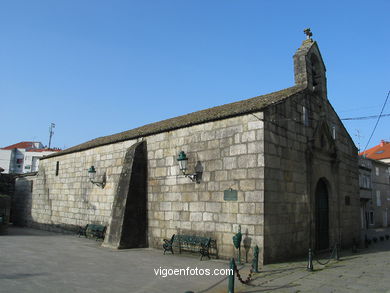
376;167;379;176
345;196;350;206
332;125;336;139
369;211;374;225
55;161;59;176
376;190;381;207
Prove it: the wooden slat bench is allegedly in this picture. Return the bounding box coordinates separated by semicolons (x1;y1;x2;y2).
78;224;106;241
163;234;216;260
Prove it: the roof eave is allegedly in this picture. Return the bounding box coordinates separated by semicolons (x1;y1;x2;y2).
42;85;307;160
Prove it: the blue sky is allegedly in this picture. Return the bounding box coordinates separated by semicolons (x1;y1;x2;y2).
1;0;389;151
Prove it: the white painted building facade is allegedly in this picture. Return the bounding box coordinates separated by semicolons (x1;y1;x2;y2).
0;142;60;174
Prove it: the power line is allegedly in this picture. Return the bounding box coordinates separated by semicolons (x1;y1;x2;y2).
341;113;390;120
249;113;390;122
361;90;390;155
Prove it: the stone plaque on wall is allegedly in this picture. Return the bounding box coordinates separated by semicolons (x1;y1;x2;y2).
224;189;237;201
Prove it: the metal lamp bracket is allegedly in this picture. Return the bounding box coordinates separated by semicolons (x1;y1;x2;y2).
90;172;106;189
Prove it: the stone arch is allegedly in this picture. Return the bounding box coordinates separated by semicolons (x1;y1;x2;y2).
314;177;331;250
309;53;325;96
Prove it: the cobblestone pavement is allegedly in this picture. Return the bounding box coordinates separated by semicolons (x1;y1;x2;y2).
0;226;231;293
1;226;390;293
235;228;390;293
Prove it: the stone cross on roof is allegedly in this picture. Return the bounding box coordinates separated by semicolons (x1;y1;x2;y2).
304;28;313;40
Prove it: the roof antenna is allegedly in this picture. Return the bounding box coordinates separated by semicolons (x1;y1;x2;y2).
354;129;363;152
48;123;55;149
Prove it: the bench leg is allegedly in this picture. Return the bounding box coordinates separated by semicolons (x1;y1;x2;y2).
200;248;210;261
163;244;174;255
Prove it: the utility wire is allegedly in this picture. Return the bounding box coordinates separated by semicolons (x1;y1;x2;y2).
341;113;390;120
249;114;390;122
361;90;390;155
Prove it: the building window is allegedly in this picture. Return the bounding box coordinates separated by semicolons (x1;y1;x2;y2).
376;190;381;207
359;174;371;189
302;106;309;126
376;167;379;176
369;211;374;225
332;125;336;139
345;196;350;206
55;161;59;176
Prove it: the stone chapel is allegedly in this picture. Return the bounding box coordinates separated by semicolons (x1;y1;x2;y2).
14;31;360;264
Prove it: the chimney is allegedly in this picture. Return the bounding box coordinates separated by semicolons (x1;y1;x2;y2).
380;140;385;147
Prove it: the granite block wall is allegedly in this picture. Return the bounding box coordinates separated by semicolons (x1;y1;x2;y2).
145;113;265;260
15;112;265;261
262;91;360;263
19;139;138;231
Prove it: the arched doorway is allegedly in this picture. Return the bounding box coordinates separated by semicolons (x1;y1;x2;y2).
315;179;329;250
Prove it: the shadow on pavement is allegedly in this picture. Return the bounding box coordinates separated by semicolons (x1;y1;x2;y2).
0;272;47;279
3;226;60;236
238;283;298;292
197;275;229;293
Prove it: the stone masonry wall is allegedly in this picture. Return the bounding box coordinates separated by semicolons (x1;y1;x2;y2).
24;139;138;231
18;112;265;261
263;93;311;263
263;91;360;263
13;176;34;226
370;161;390;228
146;112;265;260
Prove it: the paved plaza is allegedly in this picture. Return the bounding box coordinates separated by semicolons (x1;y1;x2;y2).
1;226;390;293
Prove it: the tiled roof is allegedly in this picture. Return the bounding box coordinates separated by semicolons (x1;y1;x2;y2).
1;141;37;150
26;148;61;153
43;85;307;159
359;140;390;160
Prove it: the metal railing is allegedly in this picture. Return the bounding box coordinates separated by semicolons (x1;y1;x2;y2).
228;245;260;293
307;243;339;271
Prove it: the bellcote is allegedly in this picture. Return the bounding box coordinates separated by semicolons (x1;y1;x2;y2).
293;29;327;99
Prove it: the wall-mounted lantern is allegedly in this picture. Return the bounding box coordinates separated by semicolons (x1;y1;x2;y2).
177;151;203;184
88;166;106;189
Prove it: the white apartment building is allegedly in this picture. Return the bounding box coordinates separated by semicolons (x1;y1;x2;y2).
0;142;60;174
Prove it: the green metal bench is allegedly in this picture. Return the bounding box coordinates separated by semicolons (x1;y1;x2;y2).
78;224;106;241
163;234;216;260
